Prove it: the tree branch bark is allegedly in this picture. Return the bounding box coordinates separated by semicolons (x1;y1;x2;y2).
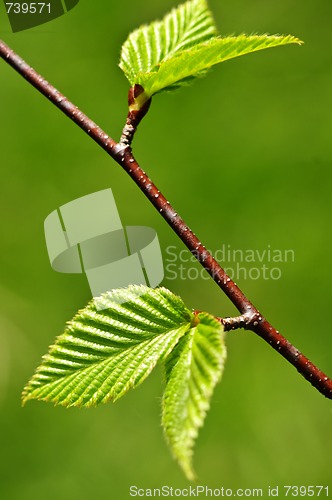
0;39;331;399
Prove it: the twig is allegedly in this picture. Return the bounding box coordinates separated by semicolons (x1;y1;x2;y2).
119;85;151;147
0;39;331;399
194;310;253;331
217;313;253;331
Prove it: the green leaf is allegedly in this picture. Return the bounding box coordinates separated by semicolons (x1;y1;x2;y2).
119;0;217;86
22;286;193;408
162;312;226;481
119;0;302;103
140;34;302;98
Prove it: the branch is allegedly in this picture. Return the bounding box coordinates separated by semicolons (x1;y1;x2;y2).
0;39;331;399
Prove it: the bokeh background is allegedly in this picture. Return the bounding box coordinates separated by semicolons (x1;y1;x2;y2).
0;0;331;498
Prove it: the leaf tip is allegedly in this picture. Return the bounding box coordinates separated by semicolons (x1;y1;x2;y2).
21;385;32;407
283;34;304;46
181;461;197;482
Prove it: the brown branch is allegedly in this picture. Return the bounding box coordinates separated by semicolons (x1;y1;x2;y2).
214;315;331;395
0;39;331;399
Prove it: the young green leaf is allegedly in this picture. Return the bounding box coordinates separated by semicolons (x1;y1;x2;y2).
119;0;216;86
140;34;302;98
162;312;226;481
22;286;193;408
119;0;302;104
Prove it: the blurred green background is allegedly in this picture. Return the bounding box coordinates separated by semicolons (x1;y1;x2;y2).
0;0;331;498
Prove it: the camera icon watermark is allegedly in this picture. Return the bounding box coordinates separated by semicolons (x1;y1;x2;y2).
44;189;164;309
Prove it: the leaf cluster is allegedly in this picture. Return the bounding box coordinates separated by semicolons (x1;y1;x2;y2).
23;286;226;480
119;0;302;105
